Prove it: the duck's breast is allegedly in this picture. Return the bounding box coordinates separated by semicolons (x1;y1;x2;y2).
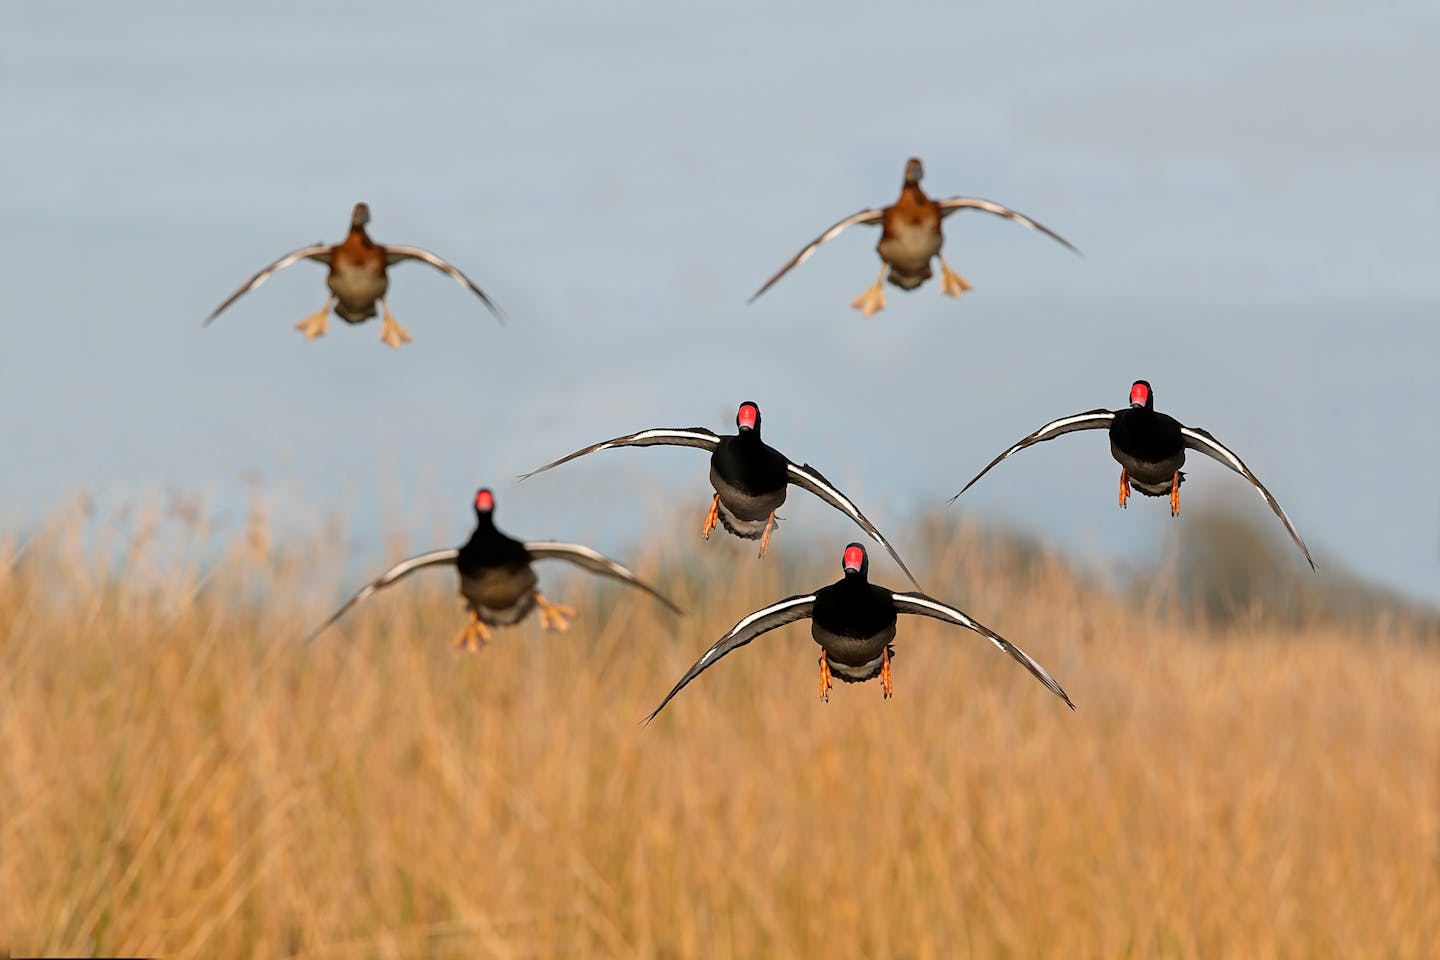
461;563;539;625
327;244;388;321
878;201;943;276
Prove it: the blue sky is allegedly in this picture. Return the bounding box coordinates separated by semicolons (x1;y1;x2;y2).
4;1;1438;603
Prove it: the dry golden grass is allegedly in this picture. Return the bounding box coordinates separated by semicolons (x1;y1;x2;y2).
1;505;1437;958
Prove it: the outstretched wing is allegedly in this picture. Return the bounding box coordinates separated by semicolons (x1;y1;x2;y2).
306;548;459;642
785;461;921;590
520;427;722;482
748;208;886;303
891;592;1074;709
204;244;333;324
1179;426;1316;570
384;244;505;324
951;409;1116;501
524;541;681;614
936;197;1079;254
643;594;816;724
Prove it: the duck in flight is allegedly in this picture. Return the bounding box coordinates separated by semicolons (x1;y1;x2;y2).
205;202;503;347
521;401;922;588
644;543;1073;723
749;157;1077;316
951;379;1316;570
308;488;679;650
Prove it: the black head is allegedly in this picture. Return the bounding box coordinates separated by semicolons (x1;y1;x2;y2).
736;401;760;434
903;157;925;185
1129;380;1154;411
841;542;869;579
473;487;495;518
350;202;371;230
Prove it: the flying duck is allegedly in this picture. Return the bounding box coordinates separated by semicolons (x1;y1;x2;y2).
951;379;1316;569
644;542;1073;722
206;202;503;347
521;401;921;588
749;157;1077;316
308;488;679;649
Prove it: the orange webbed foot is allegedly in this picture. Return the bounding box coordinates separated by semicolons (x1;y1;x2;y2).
295;302;332;340
938;258;973;299
379;299;413;349
851;283;886;316
818;654;833;703
702;493;720;540
535;592;577;632
851;264;890;316
453;613;491;653
757;511;777;558
1119;468;1130;509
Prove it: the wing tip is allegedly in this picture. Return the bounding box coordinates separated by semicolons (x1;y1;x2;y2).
202;301;232;326
640;698;672;726
949;478;980;502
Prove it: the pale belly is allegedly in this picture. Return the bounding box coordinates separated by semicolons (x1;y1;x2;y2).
878;219;943;274
327;260;388;321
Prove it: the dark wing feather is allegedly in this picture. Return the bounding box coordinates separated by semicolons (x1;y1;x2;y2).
306;548;459;642
891;591;1074;708
384;244;505;324
785;460;921;590
524;541;681;614
951;409;1116;501
748;208;885;303
643;594;816;724
1179;425;1316;570
936;197;1079;254
204;244;333;324
519;428;722;482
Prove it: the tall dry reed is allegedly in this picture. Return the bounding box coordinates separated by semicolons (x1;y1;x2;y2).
1;505;1436;958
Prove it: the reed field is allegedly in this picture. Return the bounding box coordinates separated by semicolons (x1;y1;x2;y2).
1;502;1437;958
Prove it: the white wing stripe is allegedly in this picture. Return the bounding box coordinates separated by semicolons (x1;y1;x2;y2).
1179;426;1315;569
892;591;1074;708
1179;427;1250;478
616;428;720;448
787;464;858;521
1032;411;1115;439
954;409;1115;500
893;593;1001;650
784;462;920;589
701;595;816;666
